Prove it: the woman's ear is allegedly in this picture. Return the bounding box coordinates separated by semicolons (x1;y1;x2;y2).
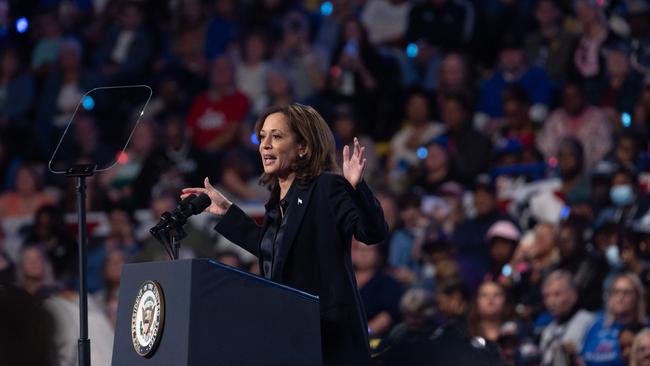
298;143;308;158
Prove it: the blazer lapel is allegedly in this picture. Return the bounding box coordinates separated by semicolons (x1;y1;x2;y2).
271;179;317;280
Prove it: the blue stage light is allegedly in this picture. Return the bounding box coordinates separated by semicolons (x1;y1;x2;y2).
251;132;259;145
406;43;418;58
82;96;95;110
417;146;427;159
320;2;333;16
622;112;631;128
16;18;28;33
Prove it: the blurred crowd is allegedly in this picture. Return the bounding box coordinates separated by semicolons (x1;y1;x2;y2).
3;0;650;365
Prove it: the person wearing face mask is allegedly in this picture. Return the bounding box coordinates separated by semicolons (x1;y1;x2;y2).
597;165;650;230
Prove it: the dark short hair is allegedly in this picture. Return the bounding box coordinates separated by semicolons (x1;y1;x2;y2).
255;103;340;190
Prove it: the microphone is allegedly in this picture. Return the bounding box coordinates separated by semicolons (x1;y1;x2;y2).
152;193;210;232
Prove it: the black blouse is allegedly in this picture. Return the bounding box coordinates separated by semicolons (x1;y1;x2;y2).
260;182;297;279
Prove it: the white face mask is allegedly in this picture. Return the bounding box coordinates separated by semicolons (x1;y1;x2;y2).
606;245;622;267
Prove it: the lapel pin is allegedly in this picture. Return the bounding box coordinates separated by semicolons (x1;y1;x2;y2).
298;198;303;205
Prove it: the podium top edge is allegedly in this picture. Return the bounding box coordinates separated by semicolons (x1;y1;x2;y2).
126;259;320;304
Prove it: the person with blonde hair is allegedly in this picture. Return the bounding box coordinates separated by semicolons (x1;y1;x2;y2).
181;103;388;365
581;272;648;365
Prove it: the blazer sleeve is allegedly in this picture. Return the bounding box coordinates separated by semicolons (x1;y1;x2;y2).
328;175;388;244
213;204;261;257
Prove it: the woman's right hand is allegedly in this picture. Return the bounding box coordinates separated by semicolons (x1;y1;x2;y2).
181;177;232;217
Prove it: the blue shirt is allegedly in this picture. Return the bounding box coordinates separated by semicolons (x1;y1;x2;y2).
581;313;625;366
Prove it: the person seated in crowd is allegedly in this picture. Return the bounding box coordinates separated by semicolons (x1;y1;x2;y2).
20;205;76;282
485;220;521;283
468;280;514;344
352;238;403;338
537;82;611;170
273;10;325;101
0;47;35;157
0;164;57;219
555;219;607;311
619;323;644;366
379;287;437;350
524;0;576;83
598;165;650;229
16;245;58;301
539;270;596;366
581;272;648;365
92;248;124;328
132;114;207;208
631;328;650;366
438;93;493;187
235;30;270;116
452;174;515;291
388;89;444;193
477;33;552;124
93;1;152;84
186;55;250;155
36;37;101;159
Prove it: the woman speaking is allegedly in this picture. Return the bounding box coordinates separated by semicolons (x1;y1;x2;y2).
181;103;388;365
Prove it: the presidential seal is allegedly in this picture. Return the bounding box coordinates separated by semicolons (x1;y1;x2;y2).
131;280;165;357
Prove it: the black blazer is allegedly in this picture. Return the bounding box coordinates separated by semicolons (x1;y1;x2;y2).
215;172;388;365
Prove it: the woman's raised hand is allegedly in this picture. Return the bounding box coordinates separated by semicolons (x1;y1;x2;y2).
181;177;232;217
343;137;366;189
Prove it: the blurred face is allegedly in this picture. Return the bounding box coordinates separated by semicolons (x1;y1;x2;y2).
22;248;45;280
575;2;598;26
620;329;636;364
131;122;155;155
151;197;175;217
343;19;362;41
334;117;355;141
424;144;448;172
616;138;637;165
543;277;577;318
557;226;578;259
105;250;125;285
536;0;559;27
440;54;465;89
210;57;234;90
351;239;379;271
406;94;429;124
635;333;650;366
474;189;495;216
563;85;585;115
59;44;80;72
608;277;638;320
165;118;186;150
258;113;303;178
503;100;527;129
120;5;142;30
500;49;525;73
109;209;131;232
490;238;516;264
181;0;202;23
267;72;290;97
557;144;580;177
607;50;629;78
477;282;506;319
244;34;266;63
15;167;37;195
441;99;466;131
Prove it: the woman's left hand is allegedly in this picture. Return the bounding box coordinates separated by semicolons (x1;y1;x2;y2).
343;137;366;189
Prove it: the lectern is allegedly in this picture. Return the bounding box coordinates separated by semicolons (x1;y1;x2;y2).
112;259;322;366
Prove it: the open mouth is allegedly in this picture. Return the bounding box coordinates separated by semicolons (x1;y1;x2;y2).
263;154;277;165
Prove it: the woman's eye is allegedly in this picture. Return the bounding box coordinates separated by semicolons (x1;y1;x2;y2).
273;134;281;139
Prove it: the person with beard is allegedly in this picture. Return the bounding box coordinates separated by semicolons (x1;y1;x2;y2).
539;270;596;366
537;82;611;170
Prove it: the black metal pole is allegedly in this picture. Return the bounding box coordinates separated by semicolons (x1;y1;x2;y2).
77;175;90;366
